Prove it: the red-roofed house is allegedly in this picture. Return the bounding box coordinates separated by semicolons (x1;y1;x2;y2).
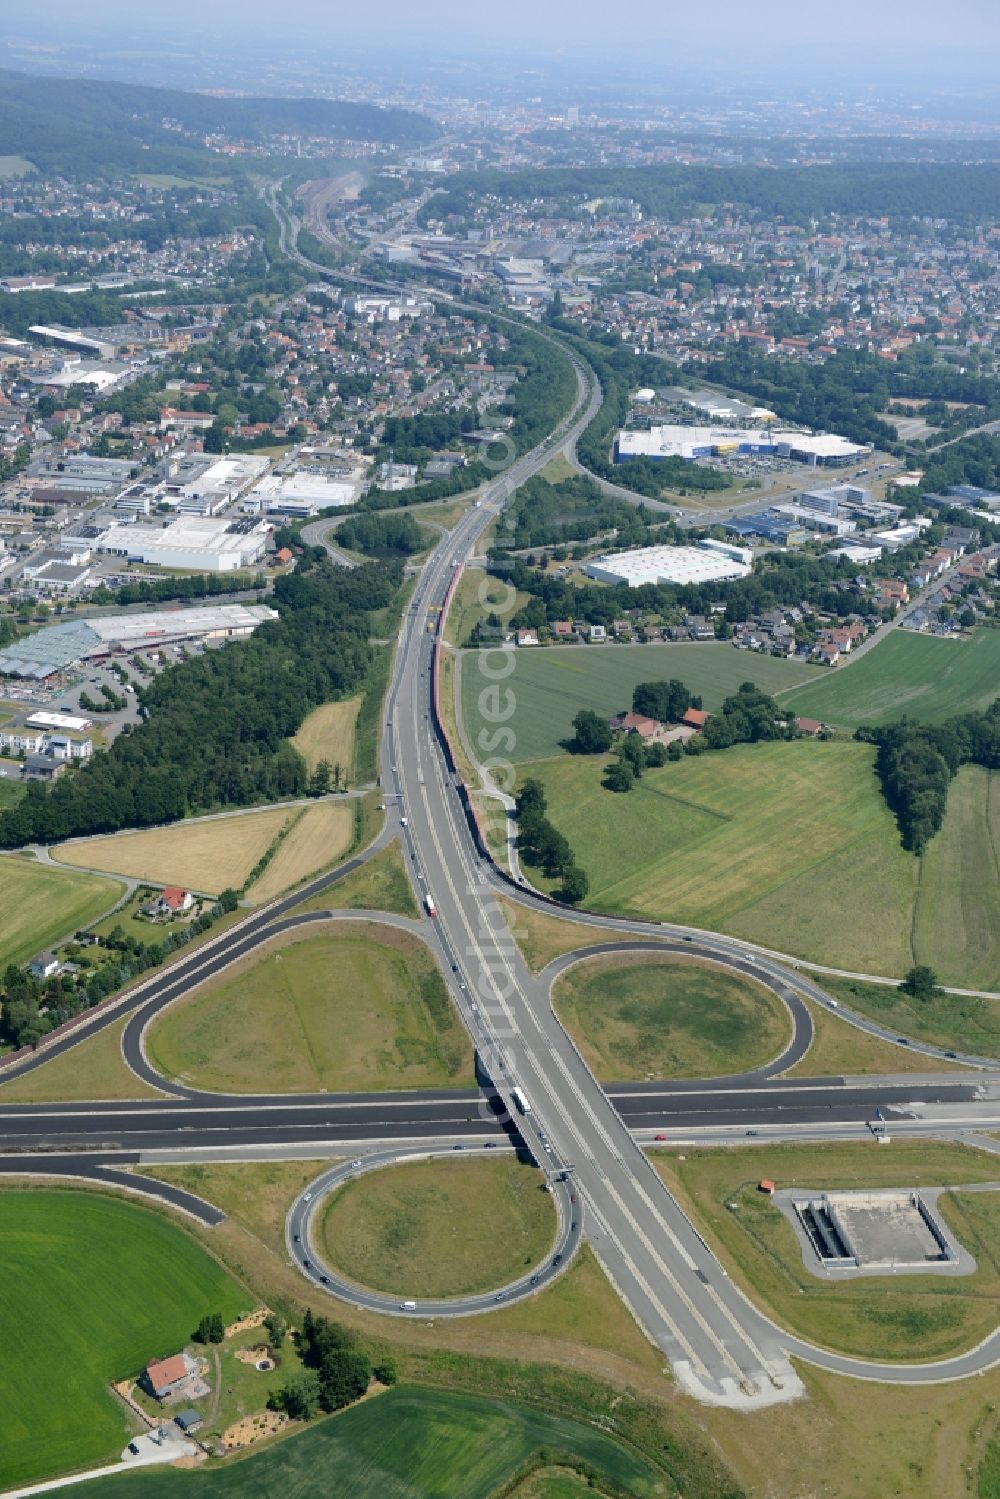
144;1355;190;1401
159;888;194;915
681;707;709;732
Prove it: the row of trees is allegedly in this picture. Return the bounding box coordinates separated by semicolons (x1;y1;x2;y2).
860;697;1000;853
88;572;266;609
0;555;398;848
515;779;588;904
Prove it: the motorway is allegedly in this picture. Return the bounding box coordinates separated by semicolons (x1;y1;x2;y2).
5;206;1000;1404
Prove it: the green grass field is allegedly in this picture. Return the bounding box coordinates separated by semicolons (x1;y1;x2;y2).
0;1191;247;1489
821;973;1000;1058
319;1156;556;1298
780;628;1000;728
146;927;471;1093
553;954;790;1080
657;1142;1000;1363
461;642;817;764
0;854;122;970
523;740;920;976
911;766;1000;990
77;1386;666;1498
293;840;419;919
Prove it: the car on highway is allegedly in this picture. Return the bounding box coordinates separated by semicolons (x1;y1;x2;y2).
495;1291;507;1301
530;1274;540;1285
552;1253;563;1267
654;1133;668;1141
351;1159;362;1168
293;1233;300;1241
303;1191;312;1201
453;1143;464;1150
400;816;408;826
303;1259;312;1269
570;1193;577;1203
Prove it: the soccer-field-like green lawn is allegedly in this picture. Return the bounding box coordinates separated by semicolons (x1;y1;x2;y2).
78;1386;667;1498
460;642;817;764
779;628;1000;728
0;1191;248;1489
0;854;122;970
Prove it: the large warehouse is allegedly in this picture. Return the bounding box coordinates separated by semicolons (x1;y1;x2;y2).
96;516;270;572
584;544;752;588
0;604;278;680
616;424;870;467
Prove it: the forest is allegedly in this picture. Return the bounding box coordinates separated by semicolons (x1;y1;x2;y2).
0;67;436;177
0;554;399;849
433;164;1000;227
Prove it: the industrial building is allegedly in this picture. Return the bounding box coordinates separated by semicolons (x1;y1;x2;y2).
0;604;278;680
245;471;361;518
584;543;752;589
162;454;270;515
616;424;870;467
96;516;269;573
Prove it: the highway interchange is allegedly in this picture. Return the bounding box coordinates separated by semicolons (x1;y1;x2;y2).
5;231;1000;1407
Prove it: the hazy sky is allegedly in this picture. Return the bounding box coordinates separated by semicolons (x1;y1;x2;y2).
6;0;1000;51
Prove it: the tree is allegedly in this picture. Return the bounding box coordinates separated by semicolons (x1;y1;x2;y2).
268;1373;320;1419
309;760;332;797
603;760;634;793
567;708;612;755
900;965;944;1002
372;1356;398;1386
263;1312;287;1349
558;865;590;904
193;1311;225;1344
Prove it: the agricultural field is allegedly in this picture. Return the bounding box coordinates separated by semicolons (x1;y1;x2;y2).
319;1156;555;1299
245;801;354;903
56;806;295;894
78;1387;666;1499
911;765;1000;991
290;696;361;776
0;1190;247;1490
779;627;1000;729
460;641;817;764
522;740;920;976
145;924;472;1093
0;854;122;970
552;954;790;1080
0;1013;163;1101
657;1141;1000;1362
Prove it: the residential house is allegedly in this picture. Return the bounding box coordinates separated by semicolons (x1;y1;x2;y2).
516;628;539;647
814;641;841;665
796;717;824;737
28;952;60;981
588;624;607;642
681;707;710;732
159;887;194;915
143;1355;193;1402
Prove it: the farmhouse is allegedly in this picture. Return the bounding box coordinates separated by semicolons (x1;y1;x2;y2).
681;707;710;732
144;1355;191;1401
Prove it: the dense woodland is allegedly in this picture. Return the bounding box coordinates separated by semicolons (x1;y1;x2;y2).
336;511;425;558
432;164;1000;227
0;67;435;177
0;553;398;848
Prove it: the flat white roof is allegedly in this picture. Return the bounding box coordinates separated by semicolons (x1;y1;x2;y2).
26;710;93;732
585;545;751;588
98;517;268;558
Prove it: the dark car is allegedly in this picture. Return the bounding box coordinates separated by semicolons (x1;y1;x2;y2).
552;1253;563;1267
303;1259;312;1269
293;1233;300;1241
530;1273;540;1285
945;1051;958;1058
320;1275;329;1284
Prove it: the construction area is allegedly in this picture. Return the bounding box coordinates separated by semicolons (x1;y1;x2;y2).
779;1188;970;1279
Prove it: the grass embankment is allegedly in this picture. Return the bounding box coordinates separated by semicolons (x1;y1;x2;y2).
522;740;919;976
553;954;790;1080
145;924;471;1093
780;627;1000;729
447;569;532;648
56;807;294;894
0;1013;163;1101
0;854;122;969
293;839;419;918
820;973;1000;1060
318;1157;556;1299
290;695;361;777
461;641;816;764
0;1191;247;1490
657;1141;1000;1361
245;802;354;903
496;898;623;973
788;995;971;1077
76;1387;667;1499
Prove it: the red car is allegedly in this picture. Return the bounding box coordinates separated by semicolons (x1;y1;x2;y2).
654;1133;668;1141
